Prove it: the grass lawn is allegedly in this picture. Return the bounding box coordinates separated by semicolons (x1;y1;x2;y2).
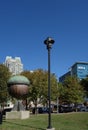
0;112;88;130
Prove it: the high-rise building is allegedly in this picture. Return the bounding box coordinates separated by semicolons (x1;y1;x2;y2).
4;56;23;75
59;62;88;82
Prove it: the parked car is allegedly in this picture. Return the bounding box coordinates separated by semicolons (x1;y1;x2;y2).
80;106;88;112
59;105;74;113
2;108;12;115
38;107;53;114
38;107;47;113
73;103;84;112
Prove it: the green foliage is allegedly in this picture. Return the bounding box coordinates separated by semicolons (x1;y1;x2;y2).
59;76;85;104
50;74;59;100
21;69;58;106
80;77;88;97
0;64;11;103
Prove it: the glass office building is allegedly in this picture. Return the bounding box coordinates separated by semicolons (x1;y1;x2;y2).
59;62;88;82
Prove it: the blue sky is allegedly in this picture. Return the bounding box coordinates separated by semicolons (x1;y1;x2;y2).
0;0;88;78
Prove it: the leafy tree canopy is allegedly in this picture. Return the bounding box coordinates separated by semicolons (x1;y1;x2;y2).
21;69;58;106
59;76;85;104
80;77;88;97
0;64;11;103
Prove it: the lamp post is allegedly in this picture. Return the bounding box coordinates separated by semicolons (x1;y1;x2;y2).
44;37;55;130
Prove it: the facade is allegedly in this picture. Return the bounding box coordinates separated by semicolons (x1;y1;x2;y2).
4;56;23;75
59;62;88;82
59;71;71;83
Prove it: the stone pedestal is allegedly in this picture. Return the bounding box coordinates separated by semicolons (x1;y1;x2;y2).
46;128;55;130
6;111;30;119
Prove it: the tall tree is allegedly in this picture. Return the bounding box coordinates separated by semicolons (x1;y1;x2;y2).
59;76;84;104
21;69;58;108
80;77;88;97
0;64;11;104
58;82;65;104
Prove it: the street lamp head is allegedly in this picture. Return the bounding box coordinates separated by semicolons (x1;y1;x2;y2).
44;37;55;49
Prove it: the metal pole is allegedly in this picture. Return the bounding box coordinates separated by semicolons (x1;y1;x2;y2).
44;37;55;130
47;47;52;129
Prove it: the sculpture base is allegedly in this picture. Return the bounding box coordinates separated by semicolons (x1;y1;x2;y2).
46;128;55;130
6;111;30;119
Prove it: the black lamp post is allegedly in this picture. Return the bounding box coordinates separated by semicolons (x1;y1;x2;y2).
44;37;55;130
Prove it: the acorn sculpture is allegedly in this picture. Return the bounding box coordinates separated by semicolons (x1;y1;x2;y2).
7;75;30;111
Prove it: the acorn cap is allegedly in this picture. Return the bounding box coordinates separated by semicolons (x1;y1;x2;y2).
7;75;30;85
